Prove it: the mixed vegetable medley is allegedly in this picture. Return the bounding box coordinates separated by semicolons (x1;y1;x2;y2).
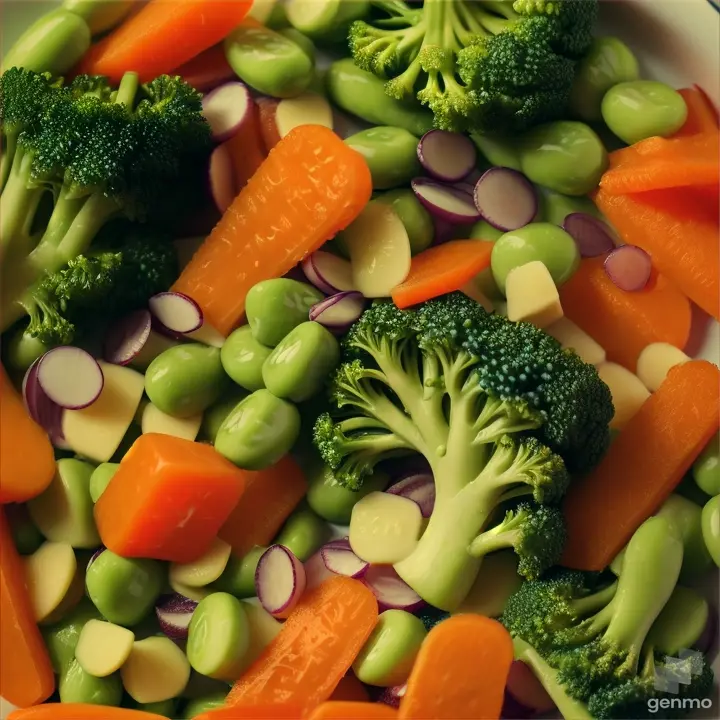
0;0;719;719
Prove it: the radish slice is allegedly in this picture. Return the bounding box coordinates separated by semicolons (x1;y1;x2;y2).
320;545;369;579
309;292;365;331
604;245;652;291
37;347;104;410
201;82;252;142
104;310;153;366
417;130;477;182
155;593;198;641
563;212;616;258
386;474;435;518
208;144;236;214
473;168;537;232
301;250;356;295
411;178;481;224
505;660;556;713
304;549;336;590
362;565;425;612
22;359;67;448
255;545;306;618
378;684;407;708
87;547;105;571
149;292;203;335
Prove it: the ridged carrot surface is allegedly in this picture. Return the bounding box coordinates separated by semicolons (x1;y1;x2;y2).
173;125;372;336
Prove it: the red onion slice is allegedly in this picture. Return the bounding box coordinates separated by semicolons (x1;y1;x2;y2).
411;178;482;225
362;565;425;612
309;292;365;330
155;593;199;641
386;474;435;518
417;130;477;183
149;292;203;335
473;167;537;232
563;213;616;258
301;250;356;295
320;544;369;579
255;545;307;618
104;310;153;366
604;245;652;291
37;347;104;410
201;82;253;142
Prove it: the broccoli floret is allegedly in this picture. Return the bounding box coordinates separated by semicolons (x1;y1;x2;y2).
313;294;611;609
349;0;597;133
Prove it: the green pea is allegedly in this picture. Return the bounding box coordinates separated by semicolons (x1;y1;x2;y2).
6;503;44;555
469;220;504;243
701;495;720;567
538;189;603;227
145;344;229;419
1;9;90;76
262;321;340;403
376;189;433;255
275;507;331;562
306;461;389;525
646;585;709;656
86;550;164;627
183;692;228;719
327;59;433;138
352;609;427;687
214;390;301;470
569;37;640;122
245;279;323;348
693;434;720;497
221;326;273;392
490;223;580;295
602;81;688;146
276;28;316;63
43;598;102;673
89;462;119;503
28;458;99;549
345;127;421;190
61;0;134;35
224;24;313;99
134;699;177;718
470;133;522;172
212;546;267;598
519;121;608;196
59;659;122;706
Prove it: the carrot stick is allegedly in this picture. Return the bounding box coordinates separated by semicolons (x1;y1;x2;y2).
8;706;168;720
593;187;720;321
330;673;370;703
562;360;720;571
257;97;282;153
391;240;494;309
0;510;55;708
173;44;237;93
76;0;252;84
399;615;513;720
226;576;378;713
193;706;304;720
559;256;691;372
218;455;307;558
223;99;267;193
673;87;719;138
172;125;372;336
307;702;397;719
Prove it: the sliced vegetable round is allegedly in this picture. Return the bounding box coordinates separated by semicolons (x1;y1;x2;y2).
104;310;153;366
562;213;616;258
362;565;425;612
37;347;104;410
320;544;369;579
473;167;537;232
22;359;66;447
208;144;236;214
309;292;365;331
411;178;481;224
417;130;477;183
155;593;198;641
255;545;306;618
301;250;356;295
386;474;436;518
149;292;203;335
604;245;652;291
202;82;252;142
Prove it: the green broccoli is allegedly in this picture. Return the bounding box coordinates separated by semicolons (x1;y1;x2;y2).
349;0;598;132
313;294;612;609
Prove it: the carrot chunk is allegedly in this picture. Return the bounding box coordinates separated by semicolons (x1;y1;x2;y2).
8;705;168;720
673;86;719;138
307;702;397;719
562;360;720;571
172;125;372;336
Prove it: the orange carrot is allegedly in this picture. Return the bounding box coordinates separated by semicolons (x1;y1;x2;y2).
673;86;719;138
562;360;720;571
330;673;370;703
8;705;168;720
77;0;252;83
172;125;372;336
94;434;246;563
559;256;691;372
391;240;494;309
224;100;267;193
257;97;282;153
593;187;719;320
399;615;513;720
307;702;397;719
226;576;378;713
173;44;237;93
193;706;303;720
0;510;54;708
0;367;55;503
219;455;307;558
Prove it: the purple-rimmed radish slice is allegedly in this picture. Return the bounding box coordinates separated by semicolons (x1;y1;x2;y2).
86;546;106;571
255;545;306;618
362;565;425;612
208;144;236;215
378;684;407;708
411;178;481;225
505;660;555;714
201;82;253;142
417;130;477;182
386;474;435;518
309;292;365;331
37;347;104;410
304;549;336;590
301;250;356;295
604;245;652;291
563;213;616;258
149;292;203;335
320;544;369;579
155;593;199;641
473;168;537;232
104;310;178;369
22;359;65;447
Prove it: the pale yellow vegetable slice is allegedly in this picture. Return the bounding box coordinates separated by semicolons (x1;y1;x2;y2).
75;619;135;677
545;317;606;366
121;636;191;703
241;600;282;672
140;402;203;441
505;261;563;329
275;92;333;138
169;537;232;588
636;342;691;392
169;576;212;603
596;361;651;430
24;541;77;623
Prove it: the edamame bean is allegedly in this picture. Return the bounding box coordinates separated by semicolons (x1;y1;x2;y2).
646;585;709;656
286;0;369;41
538;189;602;227
86;550;164;626
519;121;608;196
214;390;301;470
277;28;316;63
6;504;43;555
221;326;273;392
245;279;323;347
470;220;504;242
262;321;340;402
1;9;90;75
490;223;580;294
376;189;433;255
183;692;228;719
43;598;102;673
61;0;134;35
89;462;119;503
352;609;427;687
345;127;421;190
224;24;313;99
569;37;640;122
145;344;229;419
199;389;248;445
693;434;720;497
327;59;434;138
470;133;522;172
212;546;267;598
275;507;331;561
59;659;123;706
701;495;720;567
602;81;688;146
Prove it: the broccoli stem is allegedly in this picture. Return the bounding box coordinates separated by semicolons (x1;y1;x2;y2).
468;513;523;557
0;130;19;193
115;71;139;108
